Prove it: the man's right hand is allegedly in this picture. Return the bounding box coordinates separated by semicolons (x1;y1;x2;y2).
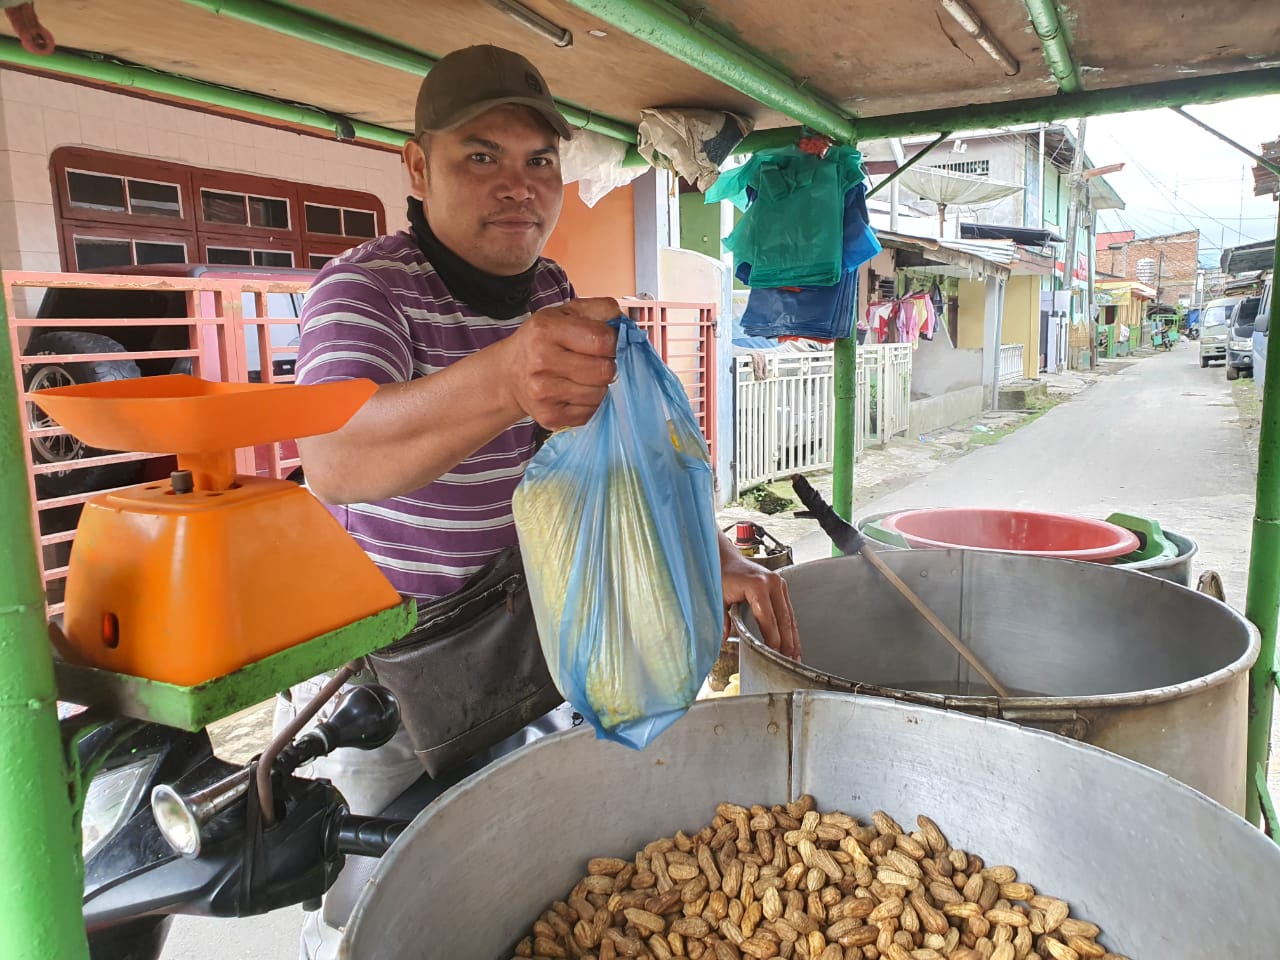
500;297;621;430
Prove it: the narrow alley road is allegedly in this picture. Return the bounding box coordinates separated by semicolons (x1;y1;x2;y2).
799;342;1259;607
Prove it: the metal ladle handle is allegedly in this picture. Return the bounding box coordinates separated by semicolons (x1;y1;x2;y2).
788;474;1011;698
857;544;1012;698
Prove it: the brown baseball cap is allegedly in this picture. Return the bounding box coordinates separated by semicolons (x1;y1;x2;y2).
414;45;573;140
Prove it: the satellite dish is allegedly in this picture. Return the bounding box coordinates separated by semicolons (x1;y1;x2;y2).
898;167;1024;235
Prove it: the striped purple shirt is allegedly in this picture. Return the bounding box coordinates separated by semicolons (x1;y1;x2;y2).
296;230;574;606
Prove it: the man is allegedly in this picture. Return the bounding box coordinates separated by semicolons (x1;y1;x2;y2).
282;43;798;956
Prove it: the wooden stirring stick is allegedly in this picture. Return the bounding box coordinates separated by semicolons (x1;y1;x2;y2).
790;475;1012;698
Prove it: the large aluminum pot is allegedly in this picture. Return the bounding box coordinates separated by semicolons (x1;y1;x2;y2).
341;693;1280;957
734;551;1258;812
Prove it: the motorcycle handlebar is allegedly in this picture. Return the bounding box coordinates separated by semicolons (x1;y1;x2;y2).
333;815;409;858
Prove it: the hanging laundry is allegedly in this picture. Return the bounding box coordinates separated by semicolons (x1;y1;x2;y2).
901;291;937;343
864;291;940;347
865;300;897;341
707;145;870;288
895;298;916;344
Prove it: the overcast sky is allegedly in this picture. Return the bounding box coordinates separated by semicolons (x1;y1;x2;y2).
1084;94;1279;268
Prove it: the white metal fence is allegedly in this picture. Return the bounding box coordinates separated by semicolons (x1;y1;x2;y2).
999;343;1025;383
735;351;835;491
734;343;912;492
875;343;913;442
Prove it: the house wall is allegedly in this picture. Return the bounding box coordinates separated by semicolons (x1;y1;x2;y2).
657;246;729;503
1003;275;1041;379
0;69;410;315
1119;298;1148;349
1043;166;1064;234
1066;316;1092;365
956;278;986;349
679;191;719;262
543;182;637;298
0;69;645;310
910;333;983;398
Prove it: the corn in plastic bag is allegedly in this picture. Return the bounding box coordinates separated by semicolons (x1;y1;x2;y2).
513;316;722;749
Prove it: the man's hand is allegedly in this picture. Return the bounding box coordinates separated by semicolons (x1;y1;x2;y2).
719;536;800;660
499;297;621;430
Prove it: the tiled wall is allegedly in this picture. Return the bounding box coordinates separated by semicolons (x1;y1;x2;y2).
0;68;410;314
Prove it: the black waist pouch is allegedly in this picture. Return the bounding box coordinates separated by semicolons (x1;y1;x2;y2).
364;546;562;777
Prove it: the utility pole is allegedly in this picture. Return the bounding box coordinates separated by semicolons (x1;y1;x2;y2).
1061;117;1090;368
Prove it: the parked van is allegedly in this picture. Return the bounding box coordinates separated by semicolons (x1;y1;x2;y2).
1226;295;1261;381
1199;296;1240;367
1254;277;1274;392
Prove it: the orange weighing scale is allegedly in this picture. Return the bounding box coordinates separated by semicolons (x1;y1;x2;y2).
34;375;414;730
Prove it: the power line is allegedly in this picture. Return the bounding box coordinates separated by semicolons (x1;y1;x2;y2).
1094;127;1270;244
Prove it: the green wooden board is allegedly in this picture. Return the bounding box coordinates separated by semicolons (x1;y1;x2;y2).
54;600;415;731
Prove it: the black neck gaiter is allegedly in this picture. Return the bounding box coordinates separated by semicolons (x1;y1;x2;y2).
405;197;537;321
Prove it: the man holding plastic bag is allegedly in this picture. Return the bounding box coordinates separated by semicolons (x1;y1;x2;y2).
286;42;798;959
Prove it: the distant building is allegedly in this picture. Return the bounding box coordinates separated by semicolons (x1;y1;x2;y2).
1096;229;1200;306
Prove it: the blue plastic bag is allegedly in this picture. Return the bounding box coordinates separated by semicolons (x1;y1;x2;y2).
740;268;861;340
512;317;723;750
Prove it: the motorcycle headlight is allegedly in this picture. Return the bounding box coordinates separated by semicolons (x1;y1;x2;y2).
81;755;159;861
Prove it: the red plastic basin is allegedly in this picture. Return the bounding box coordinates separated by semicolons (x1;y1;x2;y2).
878;508;1140;563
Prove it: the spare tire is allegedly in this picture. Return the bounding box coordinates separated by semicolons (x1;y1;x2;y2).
23;331;143;497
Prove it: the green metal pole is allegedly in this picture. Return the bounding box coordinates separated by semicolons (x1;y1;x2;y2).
179;0;639;144
1022;0;1081;93
866;131;953;198
0;271;89;959
1170;108;1280;179
0;38;409;148
832;335;856;551
559;0;856;144
1244;203;1280;826
733;68;1280;154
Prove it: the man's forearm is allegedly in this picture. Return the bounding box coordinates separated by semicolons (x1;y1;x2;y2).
298;345;521;504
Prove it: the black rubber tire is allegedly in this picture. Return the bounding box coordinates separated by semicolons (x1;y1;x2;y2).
1227;364;1240;381
23;331;142;497
1200;357;1208;368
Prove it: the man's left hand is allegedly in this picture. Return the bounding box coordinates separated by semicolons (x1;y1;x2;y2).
719;539;800;660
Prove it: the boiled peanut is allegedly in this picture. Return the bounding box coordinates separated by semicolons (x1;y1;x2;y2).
518;804;1117;960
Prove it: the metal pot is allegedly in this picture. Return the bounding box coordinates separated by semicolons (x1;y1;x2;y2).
858;510;1199;585
734;551;1257;812
341;693;1280;957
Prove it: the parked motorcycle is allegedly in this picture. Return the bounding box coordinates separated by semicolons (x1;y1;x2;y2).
75;683;573;959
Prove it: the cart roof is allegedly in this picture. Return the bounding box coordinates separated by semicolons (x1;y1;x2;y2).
3;1;1278;144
